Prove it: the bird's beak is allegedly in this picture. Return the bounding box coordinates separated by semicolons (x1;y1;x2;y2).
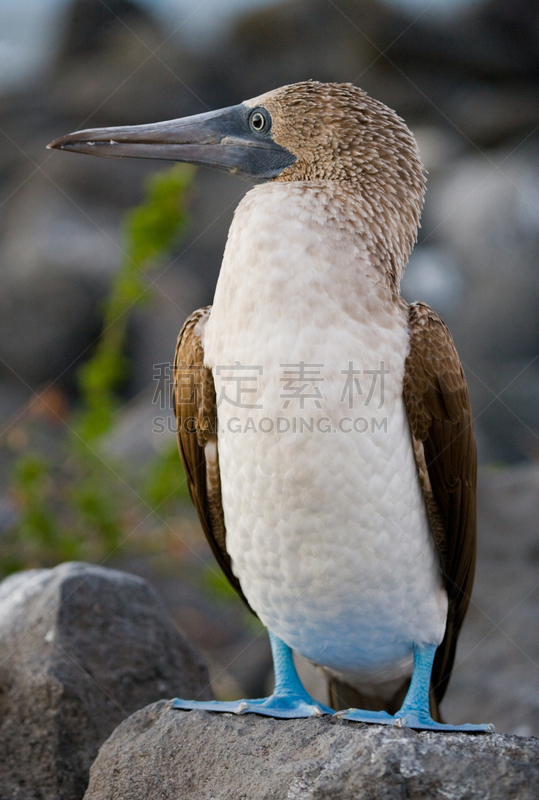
47;104;295;182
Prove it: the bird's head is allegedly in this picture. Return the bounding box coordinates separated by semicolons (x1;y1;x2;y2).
49;80;425;271
245;81;426;272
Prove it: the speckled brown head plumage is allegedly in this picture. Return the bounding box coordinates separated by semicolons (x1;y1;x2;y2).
246;80;426;285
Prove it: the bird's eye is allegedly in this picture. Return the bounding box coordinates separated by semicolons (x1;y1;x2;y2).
249;109;270;133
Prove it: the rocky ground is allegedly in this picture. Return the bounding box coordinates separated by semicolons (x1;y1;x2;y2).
1;453;536;799
0;561;537;800
0;562;212;800
84;704;539;800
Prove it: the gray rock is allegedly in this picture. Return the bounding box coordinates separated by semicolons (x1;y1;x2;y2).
0;562;212;800
84;703;539;800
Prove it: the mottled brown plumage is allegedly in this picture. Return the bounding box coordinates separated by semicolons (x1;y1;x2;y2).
173;307;249;607
404;302;477;705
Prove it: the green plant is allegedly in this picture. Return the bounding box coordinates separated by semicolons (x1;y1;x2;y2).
2;164;196;575
76;164;195;443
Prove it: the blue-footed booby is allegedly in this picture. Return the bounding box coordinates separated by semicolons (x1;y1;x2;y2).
49;81;493;732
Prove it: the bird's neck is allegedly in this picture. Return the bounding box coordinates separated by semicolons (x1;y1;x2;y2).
203;180;411;412
221;181;407;300
204;182;409;364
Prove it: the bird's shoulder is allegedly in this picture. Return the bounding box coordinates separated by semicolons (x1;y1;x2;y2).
404;301;470;440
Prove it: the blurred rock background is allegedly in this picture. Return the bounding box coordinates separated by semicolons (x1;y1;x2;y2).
0;0;538;736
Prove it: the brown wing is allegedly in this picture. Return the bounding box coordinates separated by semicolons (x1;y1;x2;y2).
173;307;252;610
404;301;477;705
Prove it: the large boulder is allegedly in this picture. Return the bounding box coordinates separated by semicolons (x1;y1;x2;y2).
0;562;212;800
84;703;539;800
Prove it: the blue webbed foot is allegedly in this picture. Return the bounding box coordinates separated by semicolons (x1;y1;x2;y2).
335;645;495;733
335;707;494;732
334;708;396;725
393;711;494;732
171;692;332;719
171;631;332;719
